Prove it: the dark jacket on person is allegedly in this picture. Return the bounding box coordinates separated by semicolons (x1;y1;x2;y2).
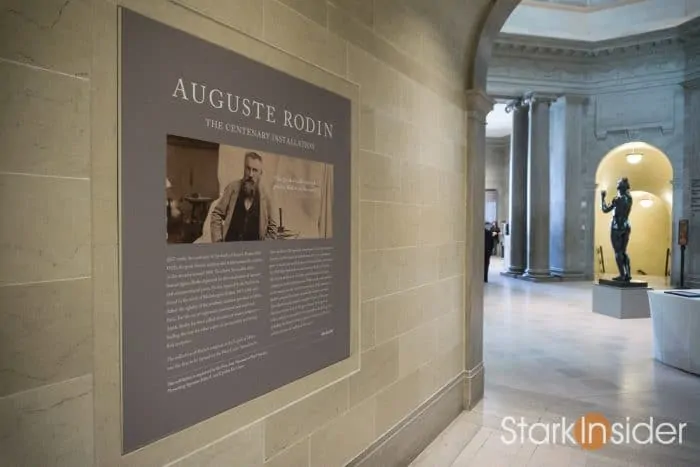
485;228;495;256
490;225;501;244
210;180;277;242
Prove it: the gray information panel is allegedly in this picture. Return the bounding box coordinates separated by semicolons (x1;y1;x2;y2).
120;9;351;453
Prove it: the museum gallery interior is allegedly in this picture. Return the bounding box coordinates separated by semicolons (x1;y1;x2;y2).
2;0;700;466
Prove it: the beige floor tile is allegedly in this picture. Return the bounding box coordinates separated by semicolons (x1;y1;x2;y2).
412;260;700;467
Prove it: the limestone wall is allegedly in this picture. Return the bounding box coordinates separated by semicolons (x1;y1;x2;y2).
0;0;95;466
0;0;494;465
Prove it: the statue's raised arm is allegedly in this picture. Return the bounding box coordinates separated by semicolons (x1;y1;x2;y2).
601;189;615;213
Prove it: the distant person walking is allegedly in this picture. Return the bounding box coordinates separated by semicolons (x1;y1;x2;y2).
490;221;501;256
485;222;495;282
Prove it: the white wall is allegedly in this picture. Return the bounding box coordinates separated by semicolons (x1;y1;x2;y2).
485;137;510;224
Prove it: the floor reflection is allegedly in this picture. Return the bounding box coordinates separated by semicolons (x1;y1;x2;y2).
411;259;700;466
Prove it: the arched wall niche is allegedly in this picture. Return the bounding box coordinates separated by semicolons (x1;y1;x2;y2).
593;142;674;279
580;124;685;281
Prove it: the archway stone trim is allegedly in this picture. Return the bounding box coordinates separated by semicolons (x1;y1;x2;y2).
470;0;522;90
465;89;496;121
461;0;522;411
462;87;494;409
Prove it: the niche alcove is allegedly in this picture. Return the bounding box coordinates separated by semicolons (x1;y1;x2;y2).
594;142;673;283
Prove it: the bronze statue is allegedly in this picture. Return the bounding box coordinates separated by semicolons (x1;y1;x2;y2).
601;177;633;281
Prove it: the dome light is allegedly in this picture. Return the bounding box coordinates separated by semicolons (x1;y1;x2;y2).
640;199;653;208
626;153;643;164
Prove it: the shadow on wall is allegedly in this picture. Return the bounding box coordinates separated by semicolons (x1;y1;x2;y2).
594;142;673;278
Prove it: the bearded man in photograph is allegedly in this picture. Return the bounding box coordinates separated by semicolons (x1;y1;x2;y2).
210;151;277;242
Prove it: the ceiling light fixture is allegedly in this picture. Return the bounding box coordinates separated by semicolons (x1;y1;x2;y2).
640;199;653;208
626;153;643;164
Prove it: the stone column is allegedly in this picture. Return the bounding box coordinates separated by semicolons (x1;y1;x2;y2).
583;181;599;278
463;89;493;409
503;97;529;276
549;95;587;279
523;93;555;280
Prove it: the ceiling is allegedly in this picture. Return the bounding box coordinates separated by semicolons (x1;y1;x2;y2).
523;0;643;10
503;0;700;41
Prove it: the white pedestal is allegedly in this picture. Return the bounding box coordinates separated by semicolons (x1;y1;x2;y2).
648;290;700;375
592;284;651;319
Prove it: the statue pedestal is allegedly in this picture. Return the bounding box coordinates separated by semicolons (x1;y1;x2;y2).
649;289;700;375
592;279;651;319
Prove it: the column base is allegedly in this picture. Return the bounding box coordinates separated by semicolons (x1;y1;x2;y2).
347;375;465;467
521;270;561;282
463;363;484;410
550;268;585;281
501;268;524;278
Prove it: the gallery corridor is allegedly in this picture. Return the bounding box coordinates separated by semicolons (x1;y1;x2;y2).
412;263;700;466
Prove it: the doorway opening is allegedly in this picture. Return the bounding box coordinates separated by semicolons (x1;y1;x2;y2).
594;142;673;285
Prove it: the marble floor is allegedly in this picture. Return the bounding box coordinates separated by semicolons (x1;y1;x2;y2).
411;260;700;466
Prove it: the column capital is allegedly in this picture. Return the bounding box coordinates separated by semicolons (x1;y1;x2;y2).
505;97;527;113
464;89;495;116
523;92;559;106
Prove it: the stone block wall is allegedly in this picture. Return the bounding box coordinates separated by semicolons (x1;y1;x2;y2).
0;0;494;465
0;0;95;466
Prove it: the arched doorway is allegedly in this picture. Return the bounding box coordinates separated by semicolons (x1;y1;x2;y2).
594;142;673;284
449;5;698;467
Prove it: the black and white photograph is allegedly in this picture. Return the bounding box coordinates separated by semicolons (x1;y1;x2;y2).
166;134;334;244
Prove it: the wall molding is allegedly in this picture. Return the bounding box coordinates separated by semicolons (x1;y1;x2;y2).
466;89;496;120
347;374;469;467
494;16;700;60
488;16;700;96
494;34;680;61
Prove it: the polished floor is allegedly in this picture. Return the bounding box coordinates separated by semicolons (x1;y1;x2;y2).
411;260;700;466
